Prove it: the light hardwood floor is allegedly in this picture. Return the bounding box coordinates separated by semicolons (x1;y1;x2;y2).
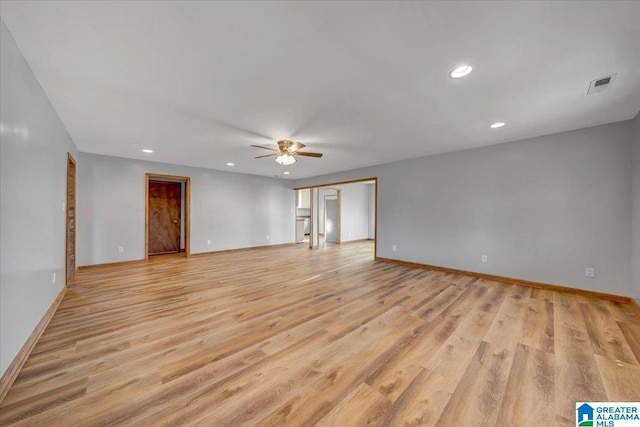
1;241;639;426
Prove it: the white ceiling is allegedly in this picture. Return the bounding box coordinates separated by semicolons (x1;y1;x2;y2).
1;1;639;180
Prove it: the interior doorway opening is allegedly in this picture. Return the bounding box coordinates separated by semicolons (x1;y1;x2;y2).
294;178;377;258
145;174;190;259
295;188;311;243
66;153;77;282
323;191;340;245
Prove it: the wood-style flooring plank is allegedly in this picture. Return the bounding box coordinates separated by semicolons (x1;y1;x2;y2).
580;300;638;365
495;343;556;427
315;382;391;426
554;325;608;422
520;298;555;354
435;287;529;427
594;354;640;401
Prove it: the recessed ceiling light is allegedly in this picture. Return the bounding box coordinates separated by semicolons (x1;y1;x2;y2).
449;65;473;79
284;171;290;175
142;149;153;153
490;122;506;129
226;162;234;166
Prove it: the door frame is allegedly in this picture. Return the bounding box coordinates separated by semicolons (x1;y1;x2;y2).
294;177;377;255
65;153;77;284
293;189;311;244
145;173;191;260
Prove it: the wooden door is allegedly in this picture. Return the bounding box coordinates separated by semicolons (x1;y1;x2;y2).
148;181;181;255
66;154;76;279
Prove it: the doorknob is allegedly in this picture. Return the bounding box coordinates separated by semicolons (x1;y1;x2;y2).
174;219;178;224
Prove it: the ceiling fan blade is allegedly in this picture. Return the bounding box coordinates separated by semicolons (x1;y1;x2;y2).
254;153;277;159
289;142;306;152
295;151;323;158
251;144;278;152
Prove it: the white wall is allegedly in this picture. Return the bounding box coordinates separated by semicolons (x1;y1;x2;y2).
0;21;79;376
336;183;370;243
632;112;640;300
296;121;635;299
78;153;295;266
368;183;375;239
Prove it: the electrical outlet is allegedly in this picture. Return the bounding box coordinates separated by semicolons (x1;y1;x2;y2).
266;235;270;240
117;246;124;253
392;245;397;252
207;240;211;245
481;255;488;263
585;267;595;278
51;272;56;284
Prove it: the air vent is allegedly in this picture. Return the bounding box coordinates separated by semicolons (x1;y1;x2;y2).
587;74;617;95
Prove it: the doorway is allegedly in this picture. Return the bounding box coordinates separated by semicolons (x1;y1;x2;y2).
295;188;311;243
66;153;76;281
297;178;377;257
145;174;190;259
324;195;339;244
319;188;339;246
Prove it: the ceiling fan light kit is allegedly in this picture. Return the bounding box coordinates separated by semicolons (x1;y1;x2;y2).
252;140;323;167
276;153;296;165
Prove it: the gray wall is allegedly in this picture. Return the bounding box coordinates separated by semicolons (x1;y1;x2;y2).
296;121;636;299
0;21;79;376
316;185;372;241
78;153;295;266
632;112;640;299
335;183;370;242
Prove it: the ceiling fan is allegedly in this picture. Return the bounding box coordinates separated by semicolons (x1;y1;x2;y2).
251;140;323;166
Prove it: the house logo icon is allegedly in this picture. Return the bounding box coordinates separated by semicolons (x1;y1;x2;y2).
577;403;594;426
